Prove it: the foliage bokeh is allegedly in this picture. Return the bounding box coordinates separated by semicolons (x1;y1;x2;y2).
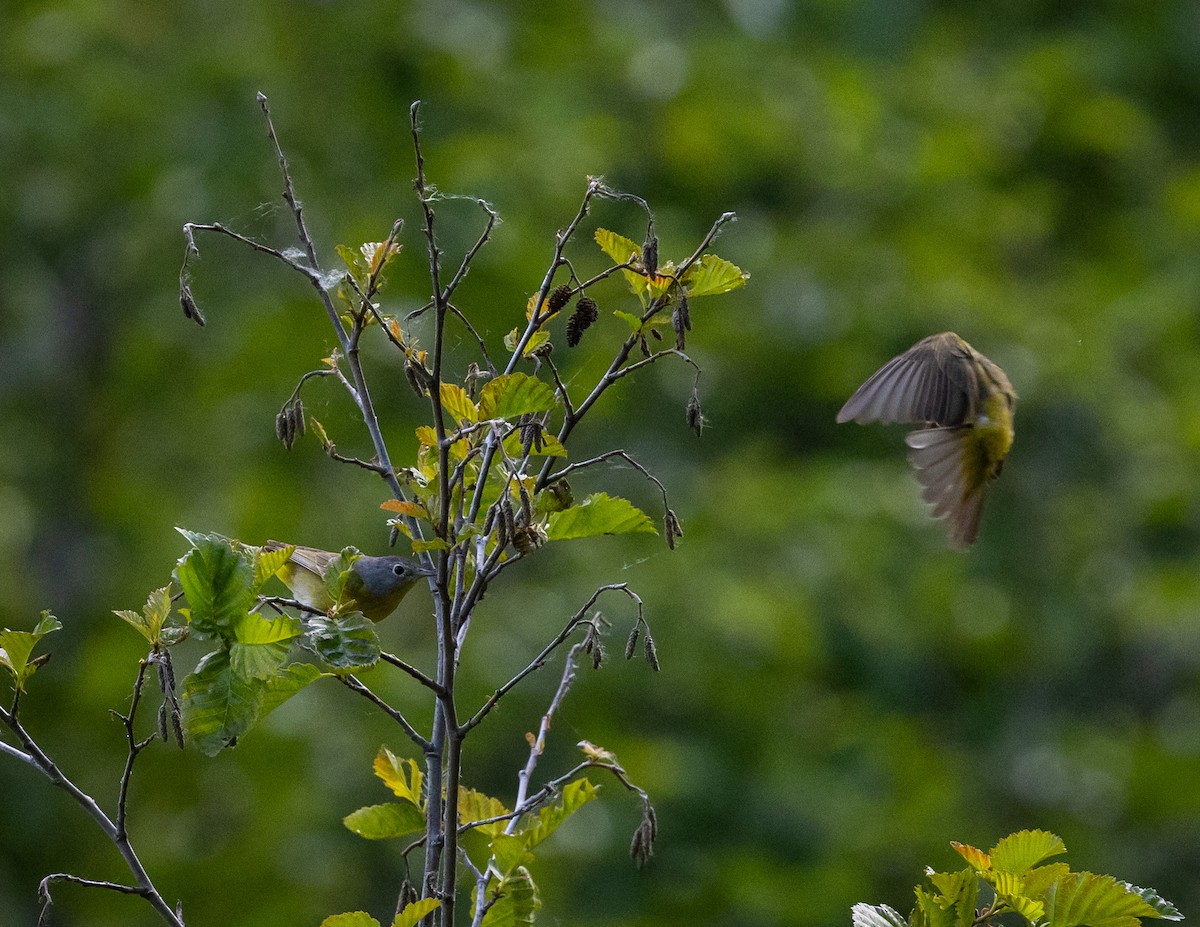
4;1;1200;925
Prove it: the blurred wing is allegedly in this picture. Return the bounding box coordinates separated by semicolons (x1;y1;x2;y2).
905;426;986;548
837;333;976;426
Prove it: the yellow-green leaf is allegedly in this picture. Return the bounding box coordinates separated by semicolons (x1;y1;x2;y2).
343;802;426;840
412;538;450;554
254;546;293;589
546;493;657;541
440;383;478;424
321;911;379;927
681;253;748;297
374;747;423;807
415;425;438;447
393;898;441;927
459;787;510;837
478;373;558;420
480;866;541;927
595;228;641;264
990;829;1067;874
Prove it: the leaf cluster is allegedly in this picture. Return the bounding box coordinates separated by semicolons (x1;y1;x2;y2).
853;831;1182;927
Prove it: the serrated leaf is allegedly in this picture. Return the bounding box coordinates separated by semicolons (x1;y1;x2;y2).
182;649;263;756
1120;882;1183;921
912;887;956;927
415;425;438;447
991;829;1067;874
362;239;401;277
459;787;511;837
440;383;479;424
852;903;910;927
173;531;256;639
343;802;426;840
595;228;641;264
114;585;174;645
681;252;748;296
305;614;381;670
480;866;541;927
951;841;991;872
393;898;441;927
478;373;557;420
321;912;379;927
522;779;598;850
510;330;551;356
375;747;424;807
254;545;293;588
0;612;61;691
258;663;323;719
546;493;657;541
1044;871;1164;927
412;538;450;554
926;867;979;926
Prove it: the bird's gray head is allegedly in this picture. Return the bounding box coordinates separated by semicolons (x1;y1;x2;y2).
354;555;433;596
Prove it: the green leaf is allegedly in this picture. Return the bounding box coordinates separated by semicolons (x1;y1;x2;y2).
681;252;748;296
114;585;177;646
546;493;657;541
1043;871;1165;927
174;531;256;639
911;888;952;927
343;802;426;840
258;663;324;719
478;373;558;420
412;538;450;554
504;326;551;356
440;382;478;424
229;614;301;679
595;228;641;264
852;903;910;927
991;829;1067;874
0;611;61;691
182;649;263;756
523;779;598;850
374;747;424;806
305;614;381;670
480;866;541;927
925;868;979;927
489;833;532;877
321;913;379;927
613;310;645;333
392;898;441;927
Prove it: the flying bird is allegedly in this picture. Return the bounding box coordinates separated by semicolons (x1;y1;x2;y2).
837;332;1016;547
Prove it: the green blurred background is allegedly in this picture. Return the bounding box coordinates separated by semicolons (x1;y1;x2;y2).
4;1;1200;924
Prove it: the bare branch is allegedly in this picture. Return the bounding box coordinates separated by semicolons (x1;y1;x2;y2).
380;651;444;695
460;584;636;735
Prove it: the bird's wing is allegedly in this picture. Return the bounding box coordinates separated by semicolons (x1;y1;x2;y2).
837;332;979;426
269;542;335;578
905;426;986;548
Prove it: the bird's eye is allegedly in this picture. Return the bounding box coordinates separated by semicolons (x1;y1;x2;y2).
392;563;406;576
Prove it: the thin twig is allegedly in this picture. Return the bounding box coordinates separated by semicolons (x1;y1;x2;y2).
460;584;633;735
380;651;444;695
2;693;184;926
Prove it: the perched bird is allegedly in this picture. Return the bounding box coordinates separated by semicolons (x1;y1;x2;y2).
836;332;1016;547
264;540;432;622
